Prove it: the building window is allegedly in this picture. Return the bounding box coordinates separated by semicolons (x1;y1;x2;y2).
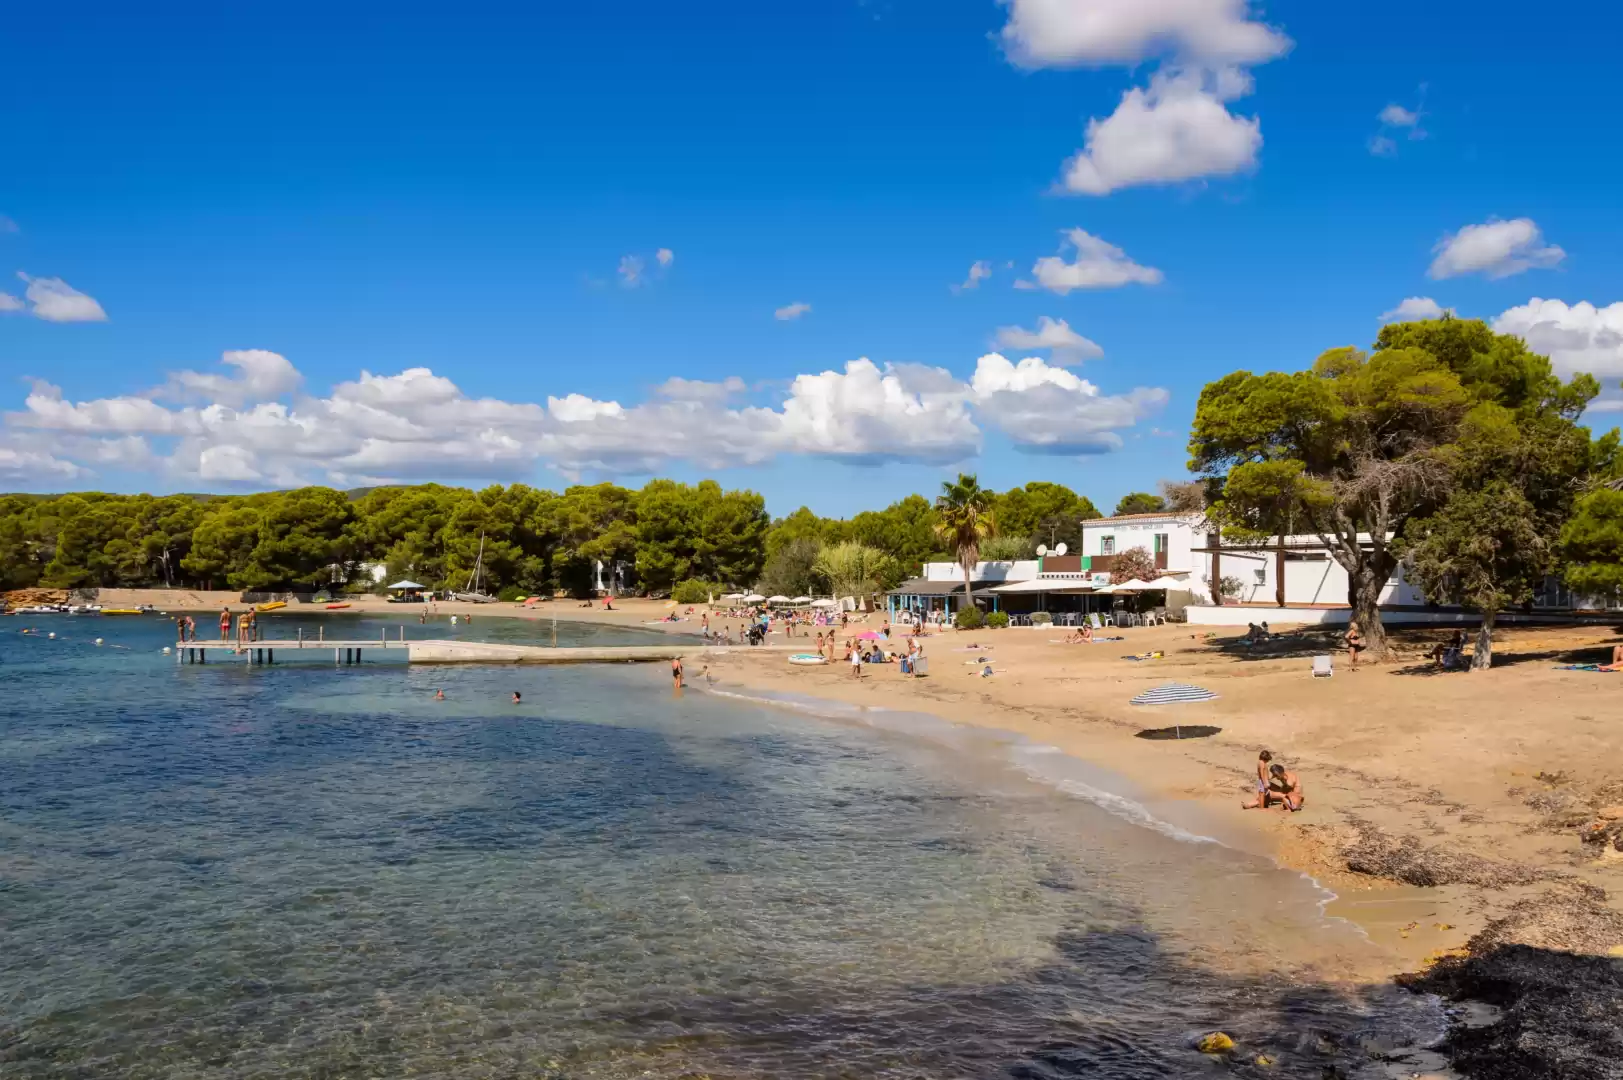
1153;533;1167;554
1101;536;1115;555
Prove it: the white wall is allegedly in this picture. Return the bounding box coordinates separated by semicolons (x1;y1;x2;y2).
1080;518;1199;571
922;559;1038;583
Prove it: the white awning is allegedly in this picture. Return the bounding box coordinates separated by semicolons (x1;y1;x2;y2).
1099;578;1156;593
989;577;1097;594
1147;576;1193;591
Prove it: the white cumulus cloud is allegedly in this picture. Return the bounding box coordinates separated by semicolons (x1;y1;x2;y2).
774;301;812;321
955;260;993;292
993;316;1104;362
999;0;1289;68
16;273;108;322
161;349;303;407
0;292;23;312
1379;296;1451;323
1429;218;1565;280
2;345;1175;483
969;352;1169;454
1492;298;1623;379
1019;228;1163;294
655;248;674;267
1379;103;1420;127
1000;0;1287;195
1060;68;1263;195
617;255;646;287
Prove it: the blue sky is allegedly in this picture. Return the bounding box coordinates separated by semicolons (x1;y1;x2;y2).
3;0;1621;516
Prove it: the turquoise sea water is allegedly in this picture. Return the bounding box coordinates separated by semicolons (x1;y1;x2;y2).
2;613;1447;1078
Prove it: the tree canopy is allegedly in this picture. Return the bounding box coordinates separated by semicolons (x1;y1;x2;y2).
1190;315;1600;658
1113;492;1167;516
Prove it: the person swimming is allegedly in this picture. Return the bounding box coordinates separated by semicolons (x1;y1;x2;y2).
511;691;522;704
435;689;445;700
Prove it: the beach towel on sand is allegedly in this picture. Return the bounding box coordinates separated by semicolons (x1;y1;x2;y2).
1558;663;1623;672
1122;651;1164;661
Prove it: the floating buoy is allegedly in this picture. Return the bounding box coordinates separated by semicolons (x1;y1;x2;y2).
47;632;56;639
1196;1032;1235;1055
162;646;172;655
95;637;104;646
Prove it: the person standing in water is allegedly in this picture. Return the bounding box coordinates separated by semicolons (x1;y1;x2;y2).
671;656;684;689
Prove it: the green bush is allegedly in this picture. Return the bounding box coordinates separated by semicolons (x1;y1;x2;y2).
671;579;724;605
954;606;985;630
1030;611;1053;626
984;611;1010;629
498;585;526;602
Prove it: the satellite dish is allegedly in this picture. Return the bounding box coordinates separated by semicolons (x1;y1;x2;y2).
1055;543;1068;555
1036;544;1048;557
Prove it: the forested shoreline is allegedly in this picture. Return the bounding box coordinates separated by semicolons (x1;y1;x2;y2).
0;478;1112;600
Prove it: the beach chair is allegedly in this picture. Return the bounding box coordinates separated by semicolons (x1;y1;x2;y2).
1088;613;1104;630
1312;654;1333;678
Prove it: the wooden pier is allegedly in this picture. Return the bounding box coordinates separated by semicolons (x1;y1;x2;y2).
175;635;783;666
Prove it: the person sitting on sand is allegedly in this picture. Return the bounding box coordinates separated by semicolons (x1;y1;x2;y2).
1244;760;1305;812
1430;629;1467;669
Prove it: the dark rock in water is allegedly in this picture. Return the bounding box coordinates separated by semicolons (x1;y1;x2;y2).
1338;817;1545;888
1400;887;1623;1079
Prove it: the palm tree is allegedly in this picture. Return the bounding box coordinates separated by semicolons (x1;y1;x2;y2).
935;473;996;616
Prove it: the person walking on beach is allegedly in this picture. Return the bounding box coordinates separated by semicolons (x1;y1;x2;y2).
219;606;232;641
849;645;863;679
1345;620;1365;669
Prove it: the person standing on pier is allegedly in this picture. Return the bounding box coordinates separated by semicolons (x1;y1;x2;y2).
219;606;232;641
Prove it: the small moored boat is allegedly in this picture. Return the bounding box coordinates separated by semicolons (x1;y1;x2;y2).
787;653;828;666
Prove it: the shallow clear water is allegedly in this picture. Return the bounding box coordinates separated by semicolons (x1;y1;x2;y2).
2;614;1445;1078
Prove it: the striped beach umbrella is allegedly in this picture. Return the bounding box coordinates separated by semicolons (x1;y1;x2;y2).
1130;683;1219;706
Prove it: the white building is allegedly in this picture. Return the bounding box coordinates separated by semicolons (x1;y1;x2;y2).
1080;513;1618;625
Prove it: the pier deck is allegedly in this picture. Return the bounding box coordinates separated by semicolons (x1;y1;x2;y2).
174;637;789;665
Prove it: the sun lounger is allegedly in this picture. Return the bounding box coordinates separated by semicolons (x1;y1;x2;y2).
1312;654;1333;678
1088;613;1104;630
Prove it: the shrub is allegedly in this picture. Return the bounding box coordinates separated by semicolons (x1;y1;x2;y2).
498;585;525;602
671;579;724;605
985;611;1010;629
954;606;985;630
1030;611;1053;626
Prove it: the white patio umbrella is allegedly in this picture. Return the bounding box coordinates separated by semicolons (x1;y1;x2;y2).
743;593;767;603
387;580;426;590
1146;576;1192;591
810;598;836;608
791;595;812;604
1106;578;1156;592
767;594;790;604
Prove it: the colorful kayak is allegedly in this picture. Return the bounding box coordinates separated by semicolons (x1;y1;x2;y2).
100;608;144;615
256;601;287;612
324;602;351;610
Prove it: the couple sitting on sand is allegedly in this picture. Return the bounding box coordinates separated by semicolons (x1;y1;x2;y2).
1241;750;1304;812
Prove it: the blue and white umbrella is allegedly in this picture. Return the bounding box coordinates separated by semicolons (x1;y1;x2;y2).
1130;682;1219;706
